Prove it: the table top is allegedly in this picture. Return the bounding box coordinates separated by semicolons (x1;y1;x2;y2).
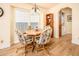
25;29;42;36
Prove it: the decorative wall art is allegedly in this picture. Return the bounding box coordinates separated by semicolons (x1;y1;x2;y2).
67;15;72;22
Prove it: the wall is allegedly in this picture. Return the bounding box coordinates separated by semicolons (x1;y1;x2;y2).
0;4;11;49
72;4;79;45
48;3;79;45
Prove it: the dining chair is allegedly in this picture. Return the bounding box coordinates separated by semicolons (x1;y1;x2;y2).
35;28;52;52
16;30;25;43
15;30;25;55
24;35;33;55
16;30;33;55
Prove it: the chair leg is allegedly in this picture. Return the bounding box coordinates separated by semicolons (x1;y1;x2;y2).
25;45;26;56
43;45;50;55
25;44;28;56
35;44;46;53
35;44;38;53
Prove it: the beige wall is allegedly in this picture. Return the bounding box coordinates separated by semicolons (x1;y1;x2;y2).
72;4;79;45
48;3;79;45
0;4;11;49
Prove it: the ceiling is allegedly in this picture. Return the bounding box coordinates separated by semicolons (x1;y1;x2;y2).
36;3;58;9
28;3;58;9
11;3;58;10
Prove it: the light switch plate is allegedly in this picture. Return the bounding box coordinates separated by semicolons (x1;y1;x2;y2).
1;40;3;43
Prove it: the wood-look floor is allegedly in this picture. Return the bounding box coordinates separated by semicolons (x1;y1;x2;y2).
25;34;72;56
0;34;79;56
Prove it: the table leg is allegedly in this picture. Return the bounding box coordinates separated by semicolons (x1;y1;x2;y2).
32;43;35;52
32;36;35;52
25;44;26;56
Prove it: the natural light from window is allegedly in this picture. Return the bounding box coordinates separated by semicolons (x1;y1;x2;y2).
15;8;40;33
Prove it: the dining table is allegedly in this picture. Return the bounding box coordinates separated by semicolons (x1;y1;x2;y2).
24;29;42;52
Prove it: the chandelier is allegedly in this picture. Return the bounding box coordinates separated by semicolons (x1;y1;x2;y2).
32;3;40;13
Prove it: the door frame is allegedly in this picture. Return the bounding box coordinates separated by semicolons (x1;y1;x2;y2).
59;10;62;38
59;7;72;38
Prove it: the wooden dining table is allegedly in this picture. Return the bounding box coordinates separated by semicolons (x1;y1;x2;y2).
26;29;42;36
25;29;42;52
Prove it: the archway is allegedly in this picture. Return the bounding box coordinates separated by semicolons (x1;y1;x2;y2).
59;7;72;38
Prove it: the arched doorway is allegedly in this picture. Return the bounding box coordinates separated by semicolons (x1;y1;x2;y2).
59;7;72;38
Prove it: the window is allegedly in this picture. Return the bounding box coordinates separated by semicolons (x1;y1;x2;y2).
15;8;40;32
30;11;40;29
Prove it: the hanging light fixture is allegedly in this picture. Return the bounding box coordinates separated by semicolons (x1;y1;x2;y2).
32;3;40;13
30;3;40;29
